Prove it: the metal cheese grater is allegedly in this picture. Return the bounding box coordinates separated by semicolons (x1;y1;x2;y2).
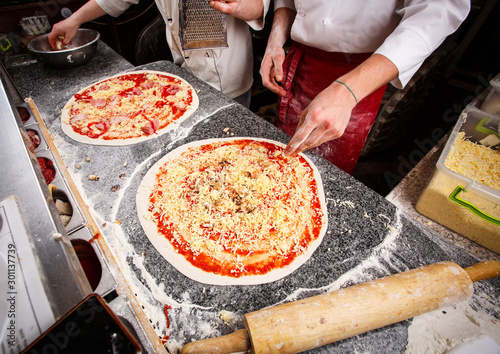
179;0;228;50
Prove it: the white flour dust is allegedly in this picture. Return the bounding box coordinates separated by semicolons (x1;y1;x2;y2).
276;209;404;305
405;297;500;354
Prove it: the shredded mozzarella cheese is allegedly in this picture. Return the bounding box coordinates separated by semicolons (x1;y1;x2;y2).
66;73;193;139
148;140;324;275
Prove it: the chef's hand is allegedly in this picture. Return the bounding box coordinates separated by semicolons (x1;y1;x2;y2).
209;0;263;22
48;18;79;49
284;54;399;156
260;41;287;97
48;0;106;50
259;7;295;97
284;81;357;156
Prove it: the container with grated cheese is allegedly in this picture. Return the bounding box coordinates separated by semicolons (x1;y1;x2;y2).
416;108;500;253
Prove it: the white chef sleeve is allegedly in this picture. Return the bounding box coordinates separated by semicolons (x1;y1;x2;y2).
375;0;470;88
246;0;272;31
95;0;139;18
274;0;295;10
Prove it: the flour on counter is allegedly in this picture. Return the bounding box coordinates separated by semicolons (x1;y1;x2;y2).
275;209;404;304
106;218;227;353
52;101;251;353
405;298;500;354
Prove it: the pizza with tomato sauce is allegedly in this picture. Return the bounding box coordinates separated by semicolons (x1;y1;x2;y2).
136;138;328;285
61;71;199;145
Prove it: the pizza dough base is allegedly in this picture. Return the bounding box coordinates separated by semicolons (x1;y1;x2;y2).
136;138;328;286
61;70;200;146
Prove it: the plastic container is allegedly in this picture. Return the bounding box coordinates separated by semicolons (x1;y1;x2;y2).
416;108;500;253
490;71;500;90
468;86;500;116
479;87;500;116
467;72;500;116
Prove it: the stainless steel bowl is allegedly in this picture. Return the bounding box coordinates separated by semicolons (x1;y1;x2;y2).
28;29;100;68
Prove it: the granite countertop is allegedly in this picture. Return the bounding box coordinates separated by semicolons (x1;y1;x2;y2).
8;41;500;353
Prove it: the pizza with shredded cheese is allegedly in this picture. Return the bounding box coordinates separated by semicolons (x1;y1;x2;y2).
61;70;199;145
136;138;328;285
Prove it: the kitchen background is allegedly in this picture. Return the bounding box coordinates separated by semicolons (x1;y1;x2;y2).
1;0;499;195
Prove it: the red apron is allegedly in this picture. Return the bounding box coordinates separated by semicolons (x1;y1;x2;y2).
276;42;387;174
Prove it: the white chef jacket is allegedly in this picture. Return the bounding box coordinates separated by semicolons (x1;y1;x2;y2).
274;0;470;88
96;0;270;98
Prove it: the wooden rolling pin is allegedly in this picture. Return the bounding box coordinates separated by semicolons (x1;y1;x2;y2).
181;260;500;354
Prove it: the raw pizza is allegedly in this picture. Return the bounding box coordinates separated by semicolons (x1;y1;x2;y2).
61;70;199;145
136;138;328;285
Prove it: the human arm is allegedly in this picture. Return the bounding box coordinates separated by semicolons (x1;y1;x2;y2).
259;6;296;97
48;0;139;49
284;54;398;156
48;0;106;49
209;0;271;30
209;0;263;22
377;0;470;88
276;0;470;156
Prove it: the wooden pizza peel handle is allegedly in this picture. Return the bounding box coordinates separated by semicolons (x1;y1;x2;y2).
180;261;500;354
